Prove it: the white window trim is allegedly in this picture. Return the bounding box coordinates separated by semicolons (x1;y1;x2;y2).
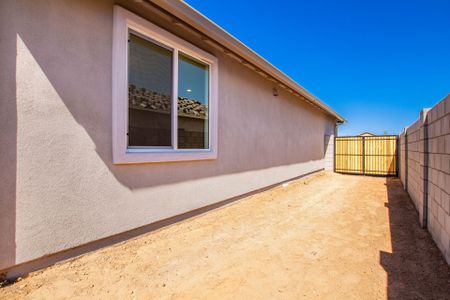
112;6;218;164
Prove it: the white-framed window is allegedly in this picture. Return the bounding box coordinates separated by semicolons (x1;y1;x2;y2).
112;6;218;164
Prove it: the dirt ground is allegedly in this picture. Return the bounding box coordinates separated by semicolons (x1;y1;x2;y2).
1;172;450;299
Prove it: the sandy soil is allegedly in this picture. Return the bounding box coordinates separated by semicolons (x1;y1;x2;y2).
1;172;450;299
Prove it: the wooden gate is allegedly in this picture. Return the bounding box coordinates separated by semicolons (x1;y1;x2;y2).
334;135;397;176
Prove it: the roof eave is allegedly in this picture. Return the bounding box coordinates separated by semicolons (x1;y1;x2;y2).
147;0;346;123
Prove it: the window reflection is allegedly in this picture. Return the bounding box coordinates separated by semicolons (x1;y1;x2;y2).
128;32;172;147
177;53;209;149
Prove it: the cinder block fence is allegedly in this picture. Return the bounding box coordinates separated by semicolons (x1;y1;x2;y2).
399;94;450;264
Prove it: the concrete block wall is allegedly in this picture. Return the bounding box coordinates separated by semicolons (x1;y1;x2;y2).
399;94;450;264
425;96;450;261
403;117;427;225
399;133;406;186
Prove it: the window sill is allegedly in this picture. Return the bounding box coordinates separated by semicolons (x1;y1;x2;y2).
113;149;217;164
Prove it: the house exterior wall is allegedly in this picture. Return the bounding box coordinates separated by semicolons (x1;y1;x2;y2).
399;94;450;264
324;135;334;171
0;0;337;272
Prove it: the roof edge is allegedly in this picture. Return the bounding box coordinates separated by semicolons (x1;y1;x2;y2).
147;0;345;123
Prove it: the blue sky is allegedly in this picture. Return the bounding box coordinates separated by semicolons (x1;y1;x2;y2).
185;0;450;135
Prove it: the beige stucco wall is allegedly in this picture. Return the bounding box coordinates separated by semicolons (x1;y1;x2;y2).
324;135;334;171
0;0;337;271
399;94;450;264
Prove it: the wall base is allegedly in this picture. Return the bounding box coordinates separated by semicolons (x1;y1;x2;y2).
1;169;324;281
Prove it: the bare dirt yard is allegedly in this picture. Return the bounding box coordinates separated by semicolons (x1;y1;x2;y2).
1;172;450;299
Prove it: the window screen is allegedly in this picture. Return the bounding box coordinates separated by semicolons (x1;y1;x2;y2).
128;32;173;147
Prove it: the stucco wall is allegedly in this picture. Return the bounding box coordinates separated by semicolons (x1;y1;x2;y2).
0;0;337;271
399;94;450;264
324;135;334;171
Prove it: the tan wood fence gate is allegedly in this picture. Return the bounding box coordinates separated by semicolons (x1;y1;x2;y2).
334;135;398;176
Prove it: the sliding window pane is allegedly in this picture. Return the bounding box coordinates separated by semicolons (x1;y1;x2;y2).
128;32;172;147
177;53;209;149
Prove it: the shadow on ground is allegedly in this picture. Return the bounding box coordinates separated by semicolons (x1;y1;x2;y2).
381;177;450;299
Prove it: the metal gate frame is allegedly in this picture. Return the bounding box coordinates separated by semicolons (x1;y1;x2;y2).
334;135;398;176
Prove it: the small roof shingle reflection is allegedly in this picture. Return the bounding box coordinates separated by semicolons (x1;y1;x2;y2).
129;84;207;119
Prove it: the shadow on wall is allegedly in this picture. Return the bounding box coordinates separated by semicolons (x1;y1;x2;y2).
10;0;332;190
0;0;334;272
0;2;17;271
380;178;450;299
324;135;332;155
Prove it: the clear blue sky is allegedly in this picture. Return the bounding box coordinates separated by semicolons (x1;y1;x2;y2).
185;0;450;136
